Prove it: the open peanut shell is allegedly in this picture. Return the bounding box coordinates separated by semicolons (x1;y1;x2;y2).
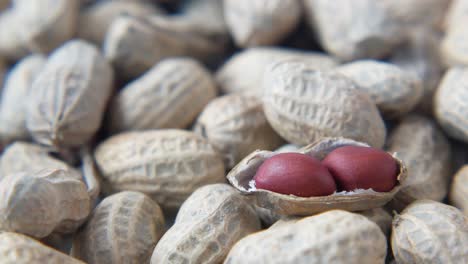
227;137;407;216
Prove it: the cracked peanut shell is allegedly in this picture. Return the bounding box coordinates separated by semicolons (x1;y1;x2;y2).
227;137;407;216
94;129;225;210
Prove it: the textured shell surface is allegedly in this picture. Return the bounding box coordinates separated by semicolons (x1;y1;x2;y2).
78;0;162;45
0;55;46;144
450;165;468;215
383;0;450;30
303;0;405;61
0;142;81;181
27;39;114;148
0;232;85;264
194;93;284;169
336;60;423;119
151;184;261;264
72;191;165;264
224;0;301;47
227;137;407;216
358;207;392;236
109;57;217;133
216;47;337;96
387;115;452;211
391;200;468;264
263;58;386;147
0;169;90;238
224;210;387;264
94;129;225;210
434;67;468;143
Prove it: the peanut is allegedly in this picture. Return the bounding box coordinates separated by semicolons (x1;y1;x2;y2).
0;232;84;264
72;191;165;264
0;55;46;145
358;208;393;236
94;129;225;210
450;165;468;214
224;210;387;264
26;40;113;148
223;0;301;47
391;200;468;263
109;57;217;133
0;169;90;238
194;93;284;168
151;184;261;264
263;59;386;147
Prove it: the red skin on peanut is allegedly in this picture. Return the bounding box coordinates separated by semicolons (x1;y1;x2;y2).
322;146;398;192
253;153;337;197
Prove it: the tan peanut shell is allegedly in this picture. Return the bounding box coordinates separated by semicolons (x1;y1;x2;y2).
358;207;392;236
26;40;114;148
441;25;468;67
336;60;423;119
445;0;468;30
151;184;261;264
0;55;46;144
434;67;468;143
391;200;468;264
450;165;468;215
216;47;337;96
224;0;301;47
0;169;90;238
105;1;229;79
0;0;79;60
224;210;387;264
263;58;386;147
194;93;284;169
0;232;84;264
109;57;217;133
303;0;405;61
390;30;444;114
78;0;162;45
227;137;407;216
387;115;452;211
80;147;101;207
72;191;165;264
0;142;81;181
94;129;225;210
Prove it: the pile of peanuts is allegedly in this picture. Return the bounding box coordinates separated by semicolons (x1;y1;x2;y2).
0;0;467;263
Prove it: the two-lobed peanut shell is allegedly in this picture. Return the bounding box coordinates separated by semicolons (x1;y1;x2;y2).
263;58;386;147
224;210;387;264
391;200;468;264
27;40;114;148
151;184;261;264
227;137;407;216
94;129;225;210
72;191;165;264
194;93;284;169
109;57;217;133
450;165;468;215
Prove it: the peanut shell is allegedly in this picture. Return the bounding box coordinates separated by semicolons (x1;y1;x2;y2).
109;57;217;133
78;0;162;45
227;137;407;216
94;129;225;210
151;184;261;264
72;191;165;264
441;25;468;67
263;58;386;147
194;93;284;169
274;143;301;153
336;60;423;119
0;169;90;238
434;67;468;143
0;55;46;144
224;0;301;47
445;0;468;30
358;207;392;236
224;210;387;264
391;200;468;264
0;232;84;264
26;40;114;148
387;115;452;211
303;0;405;61
450;165;468;215
216;47;337;96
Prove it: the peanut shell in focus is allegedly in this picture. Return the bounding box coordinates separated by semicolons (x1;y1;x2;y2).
450;165;468;214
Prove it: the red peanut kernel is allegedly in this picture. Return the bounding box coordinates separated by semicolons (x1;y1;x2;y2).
253;153;337;197
322;146;398;192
